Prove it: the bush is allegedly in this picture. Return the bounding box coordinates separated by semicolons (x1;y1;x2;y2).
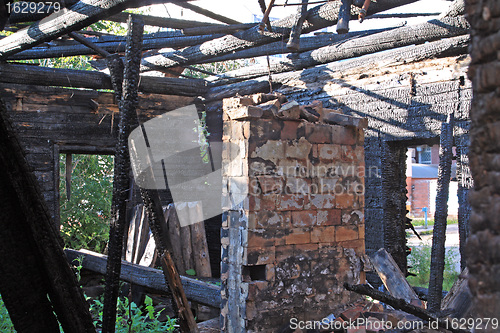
407;242;460;291
60;154;114;253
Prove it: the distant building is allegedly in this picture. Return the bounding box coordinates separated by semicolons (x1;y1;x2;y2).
406;145;458;219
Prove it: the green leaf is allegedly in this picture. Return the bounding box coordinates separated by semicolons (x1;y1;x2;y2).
185;269;196;276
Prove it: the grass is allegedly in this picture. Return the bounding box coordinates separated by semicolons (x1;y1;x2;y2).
407;242;460;291
410;218;458;227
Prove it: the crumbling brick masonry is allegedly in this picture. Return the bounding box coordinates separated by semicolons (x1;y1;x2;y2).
220;94;366;332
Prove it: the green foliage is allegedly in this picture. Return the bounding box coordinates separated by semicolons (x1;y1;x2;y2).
0;296;15;333
89;295;176;332
185;269;196;276
407;242;460;291
184;59;253;78
411;219;458;227
60;154;114;253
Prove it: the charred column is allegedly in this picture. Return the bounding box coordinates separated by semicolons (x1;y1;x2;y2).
102;15;144;333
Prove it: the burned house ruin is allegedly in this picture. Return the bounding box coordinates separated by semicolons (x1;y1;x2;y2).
0;0;498;331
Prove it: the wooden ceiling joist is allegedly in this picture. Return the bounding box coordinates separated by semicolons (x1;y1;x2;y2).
0;63;208;96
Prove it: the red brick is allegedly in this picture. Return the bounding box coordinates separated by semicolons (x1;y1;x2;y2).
332;125;356;145
257;175;284;194
316;209;341;226
285;228;311;245
281;120;301;140
340;305;364;321
248;210;290;229
338;239;365;254
285;177;311;194
311;226;335;243
358;224;365;240
275;245;294;261
244;246;275;265
291;210;317;227
305;123;333;143
318;143;341;160
336;225;359;242
336;193;355;209
294;243;319;254
306;194;335;210
247;229;275;248
277;194;305;211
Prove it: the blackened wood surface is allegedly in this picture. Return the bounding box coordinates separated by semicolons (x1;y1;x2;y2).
381;142;408;276
141;0;418;72
209;15;469;86
65;249;222;307
102;14;143;333
0;0;192;59
0;63;208;96
428;115;454;313
0;98;96;332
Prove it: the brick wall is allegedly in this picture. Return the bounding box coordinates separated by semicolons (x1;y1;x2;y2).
220;95;366;332
465;0;500;325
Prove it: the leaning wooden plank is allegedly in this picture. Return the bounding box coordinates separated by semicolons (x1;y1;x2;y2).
210;15;469;85
65;249;222;308
344;283;470;333
189;202;212;278
369;248;420;303
0;0;192;59
440;268;472;318
0;99;95;332
102;15;143;333
205;34;469;101
141;0;419;71
0;63;208;96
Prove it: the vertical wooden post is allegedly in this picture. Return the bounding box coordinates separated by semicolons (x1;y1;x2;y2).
428;114;454;313
337;0;352;34
286;0;308;51
102;15;144;333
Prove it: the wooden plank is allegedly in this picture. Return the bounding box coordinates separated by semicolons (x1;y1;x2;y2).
441;268;472;318
189;202;211;278
0;63;208;96
369;248;419;302
65;248;221;307
165;204;185;274
178;202;195;274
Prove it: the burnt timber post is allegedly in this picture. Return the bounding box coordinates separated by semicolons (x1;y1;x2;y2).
428;114;454;313
102;15;144;333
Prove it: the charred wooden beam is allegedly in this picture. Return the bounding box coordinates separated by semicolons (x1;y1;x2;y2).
259;0;275;32
336;0;351;34
286;0;308;51
102;15;143;333
68;31;110;57
0;0;193;59
107;11;224;29
65;249;221;307
208;15;469;85
7;33;223;60
0;99;95;332
175;1;241;25
428;114;454;313
140;0;419;72
182;23;256;36
205;26;400;71
344;283;470;333
0;63;208;96
205;34;470;101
